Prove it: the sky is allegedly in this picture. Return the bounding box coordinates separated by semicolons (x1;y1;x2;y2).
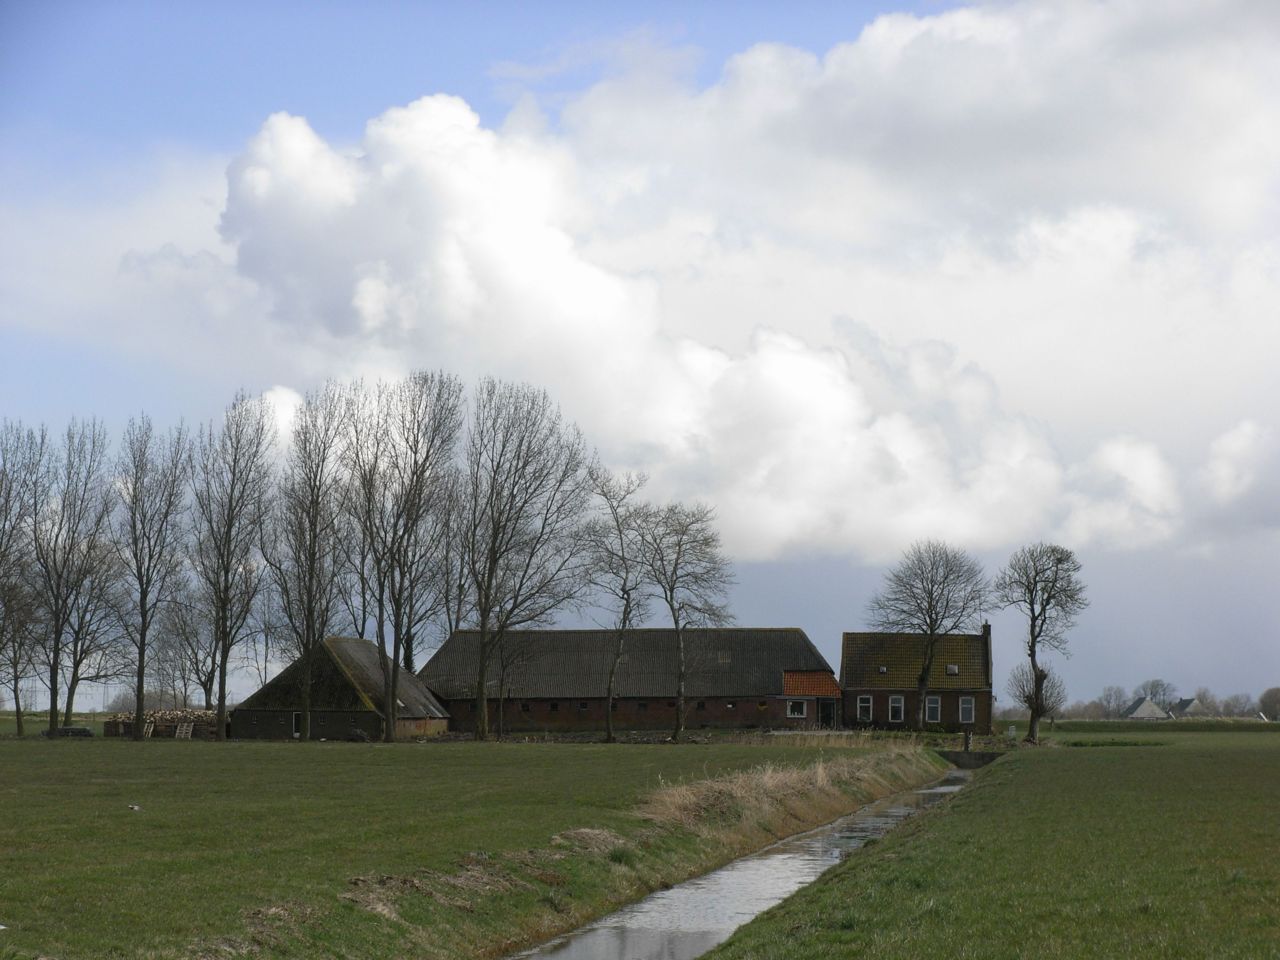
2;0;1278;706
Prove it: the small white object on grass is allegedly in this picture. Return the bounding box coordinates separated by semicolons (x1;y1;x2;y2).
128;804;141;811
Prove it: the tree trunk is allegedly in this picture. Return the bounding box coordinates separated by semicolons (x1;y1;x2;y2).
604;637;622;744
671;626;685;743
474;618;491;741
215;641;229;742
915;636;938;731
300;642;312;741
10;679;24;737
1026;650;1046;744
63;676;79;727
47;642;60;735
133;636;147;742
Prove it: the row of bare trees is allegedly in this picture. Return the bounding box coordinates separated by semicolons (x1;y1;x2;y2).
868;539;1088;742
0;372;734;743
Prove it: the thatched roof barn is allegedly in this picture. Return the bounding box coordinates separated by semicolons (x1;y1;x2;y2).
231;635;449;740
1120;695;1171;720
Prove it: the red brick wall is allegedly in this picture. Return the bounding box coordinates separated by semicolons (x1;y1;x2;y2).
842;689;992;733
443;696;832;733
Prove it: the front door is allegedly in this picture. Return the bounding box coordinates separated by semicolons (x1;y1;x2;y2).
818;699;836;729
292;712;302;739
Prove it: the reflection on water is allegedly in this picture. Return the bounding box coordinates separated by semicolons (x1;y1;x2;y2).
510;769;970;960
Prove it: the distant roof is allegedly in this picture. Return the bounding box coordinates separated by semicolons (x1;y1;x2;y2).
1169;697;1210;718
238;636;448;719
840;629;992;691
420;628;834;700
1121;696;1170;720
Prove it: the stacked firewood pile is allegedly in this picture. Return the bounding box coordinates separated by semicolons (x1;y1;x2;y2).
104;709;218;724
103;709;220;738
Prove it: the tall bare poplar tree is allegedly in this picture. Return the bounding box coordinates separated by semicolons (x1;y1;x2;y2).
638;501;734;743
114;415;190;740
190;392;274;740
584;467;650;743
463;378;592;741
0;423;39;735
28;420;114;735
262;383;346;741
344;372;463;741
868;539;988;731
994;542;1087;743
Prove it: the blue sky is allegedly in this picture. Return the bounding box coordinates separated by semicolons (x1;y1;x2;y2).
2;0;1279;705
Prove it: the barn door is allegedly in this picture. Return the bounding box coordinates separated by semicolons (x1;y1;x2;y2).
292;712;302;739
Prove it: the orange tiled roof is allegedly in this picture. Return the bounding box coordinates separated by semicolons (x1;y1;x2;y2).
783;670;841;697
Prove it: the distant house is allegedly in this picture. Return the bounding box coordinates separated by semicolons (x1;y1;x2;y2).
231;635;450;740
1120;695;1171;720
1169;697;1212;719
839;625;993;733
419;627;840;733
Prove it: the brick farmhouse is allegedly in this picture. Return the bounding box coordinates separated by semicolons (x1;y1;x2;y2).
840;625;993;733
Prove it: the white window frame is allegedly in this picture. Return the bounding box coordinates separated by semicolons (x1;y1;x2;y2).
925;695;941;724
787;699;807;719
888;695;905;724
959;696;975;725
857;695;873;722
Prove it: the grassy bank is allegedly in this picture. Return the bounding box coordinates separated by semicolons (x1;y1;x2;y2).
708;731;1280;959
0;738;943;959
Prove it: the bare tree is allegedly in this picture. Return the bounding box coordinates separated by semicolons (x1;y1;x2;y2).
1099;685;1128;719
0;422;40;736
1008;661;1067;719
1135;678;1178;710
584;467;650;743
344;372;464;741
868;539;988;731
1260;687;1280;722
55;543;127;723
190;392;275;740
27;420;115;734
261;383;347;740
160;580;218;709
1220;692;1257;717
1193;686;1221;716
463;378;592;741
638;501;734;743
994;542;1088;743
0;574;39;735
113;415;190;741
431;466;473;648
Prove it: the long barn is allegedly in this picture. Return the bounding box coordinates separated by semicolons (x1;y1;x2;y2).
419;627;841;733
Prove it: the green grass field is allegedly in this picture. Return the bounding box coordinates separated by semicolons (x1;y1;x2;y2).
0;738;938;959
0;710;107;737
708;728;1280;960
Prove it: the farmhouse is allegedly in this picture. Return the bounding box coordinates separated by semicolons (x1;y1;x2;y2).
419;627;840;733
840;625;993;733
1121;695;1171;720
1169;697;1211;719
230;635;450;740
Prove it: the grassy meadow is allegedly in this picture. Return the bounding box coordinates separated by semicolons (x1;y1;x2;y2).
0;736;941;959
709;727;1280;960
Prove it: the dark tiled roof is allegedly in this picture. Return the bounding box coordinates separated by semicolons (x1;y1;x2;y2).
420;628;833;700
1170;697;1209;717
840;629;992;690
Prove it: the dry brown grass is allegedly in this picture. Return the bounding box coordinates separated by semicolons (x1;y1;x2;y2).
641;748;944;840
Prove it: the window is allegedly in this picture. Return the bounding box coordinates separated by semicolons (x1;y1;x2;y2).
889;696;904;723
549;701;559;712
578;702;588;711
787;700;807;719
758;700;768;709
945;664;960;676
520;702;530;713
856;695;872;722
696;701;706;711
959;696;975;725
638;702;648;711
878;666;888;674
925;696;941;724
610;701;618;712
718;651;732;664
726;701;736;710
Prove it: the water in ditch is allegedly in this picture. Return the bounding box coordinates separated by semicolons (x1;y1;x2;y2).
509;768;970;960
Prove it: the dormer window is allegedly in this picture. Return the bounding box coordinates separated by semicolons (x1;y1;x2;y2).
878;666;888;674
945;664;960;676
